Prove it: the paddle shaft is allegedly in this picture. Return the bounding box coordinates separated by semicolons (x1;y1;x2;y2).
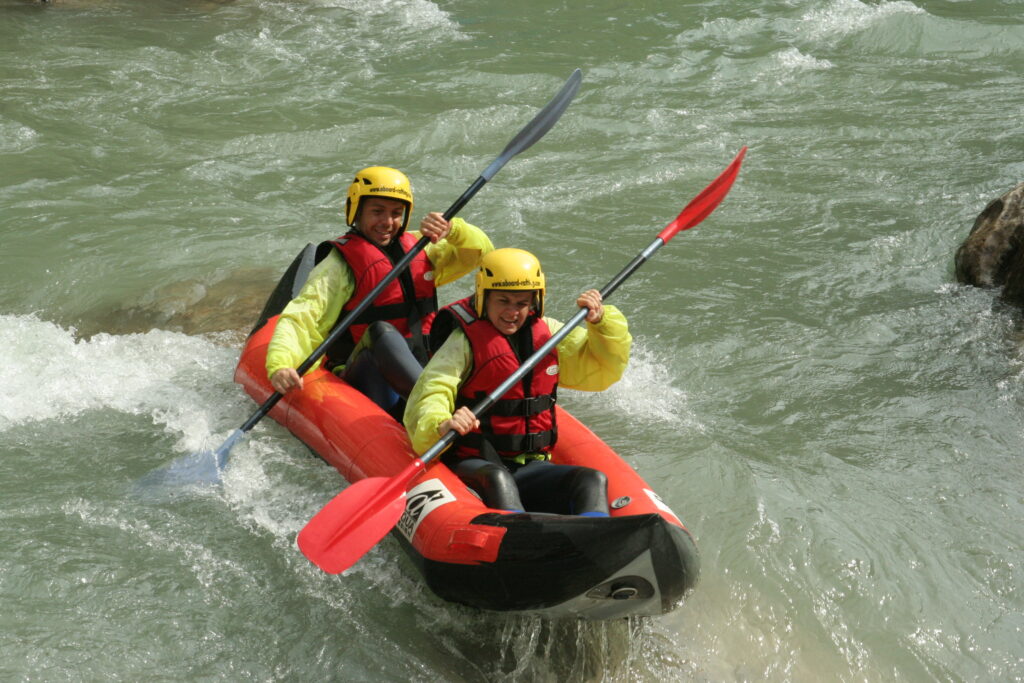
235;70;583;436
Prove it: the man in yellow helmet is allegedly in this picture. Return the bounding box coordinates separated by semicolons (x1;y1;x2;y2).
404;248;632;515
266;166;493;414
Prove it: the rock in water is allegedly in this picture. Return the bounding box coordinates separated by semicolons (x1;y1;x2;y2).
954;182;1024;304
73;267;278;342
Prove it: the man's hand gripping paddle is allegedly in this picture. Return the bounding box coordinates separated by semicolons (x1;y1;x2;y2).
137;69;583;490
297;146;748;574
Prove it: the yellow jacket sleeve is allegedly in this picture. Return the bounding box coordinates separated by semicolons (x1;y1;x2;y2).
421;217;494;286
403;330;473;455
547;304;631;391
265;251;354;379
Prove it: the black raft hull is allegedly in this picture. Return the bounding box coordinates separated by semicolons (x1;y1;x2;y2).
397;511;699;618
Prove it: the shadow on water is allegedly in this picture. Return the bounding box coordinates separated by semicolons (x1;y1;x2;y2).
70;267;277;343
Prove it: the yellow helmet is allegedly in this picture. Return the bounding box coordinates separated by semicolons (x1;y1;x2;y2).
345;166;414;233
474;248;545;317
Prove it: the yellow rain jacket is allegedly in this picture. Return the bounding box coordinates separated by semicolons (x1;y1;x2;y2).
266;218;493;380
404;306;631;455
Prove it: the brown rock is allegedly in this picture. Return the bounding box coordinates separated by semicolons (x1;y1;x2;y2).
74;267;277;342
954;182;1024;304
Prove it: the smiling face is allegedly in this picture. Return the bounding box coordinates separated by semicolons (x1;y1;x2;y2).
484;289;536;336
354;196;408;247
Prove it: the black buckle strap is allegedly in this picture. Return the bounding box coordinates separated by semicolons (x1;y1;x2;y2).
493;430;554;453
518;431;553;453
459;430;554;455
488;394;556;417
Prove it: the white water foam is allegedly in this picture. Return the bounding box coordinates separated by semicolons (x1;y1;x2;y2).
0;313;237;453
0;118;39;155
564;337;704;432
684;0;925;54
0;314;338;545
801;0;925;41
305;0;457;29
772;46;833;74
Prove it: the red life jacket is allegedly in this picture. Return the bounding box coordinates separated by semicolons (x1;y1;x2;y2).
441;296;559;461
323;232;437;368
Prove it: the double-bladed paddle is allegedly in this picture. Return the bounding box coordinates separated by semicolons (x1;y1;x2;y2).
297;146;748;574
138;69;583;489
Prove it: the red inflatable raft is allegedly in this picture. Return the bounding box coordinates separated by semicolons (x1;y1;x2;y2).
235;245;700;619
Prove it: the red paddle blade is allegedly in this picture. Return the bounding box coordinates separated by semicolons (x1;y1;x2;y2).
658;146;747;243
297;463;421;574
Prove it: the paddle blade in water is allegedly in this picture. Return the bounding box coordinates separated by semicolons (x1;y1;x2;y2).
658;146;747;243
134;449;220;491
134;428;243;491
297;472;414;574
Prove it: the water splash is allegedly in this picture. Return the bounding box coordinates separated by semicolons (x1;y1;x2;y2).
566;337;704;432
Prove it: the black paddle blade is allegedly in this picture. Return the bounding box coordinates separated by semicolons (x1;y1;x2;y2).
480;69;582;181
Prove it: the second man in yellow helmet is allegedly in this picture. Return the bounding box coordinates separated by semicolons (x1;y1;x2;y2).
404;248;632;515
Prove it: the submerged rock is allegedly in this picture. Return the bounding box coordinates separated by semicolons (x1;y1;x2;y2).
954;182;1024;305
73;267;277;343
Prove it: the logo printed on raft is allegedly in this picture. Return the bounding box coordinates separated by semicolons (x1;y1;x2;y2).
397;479;457;541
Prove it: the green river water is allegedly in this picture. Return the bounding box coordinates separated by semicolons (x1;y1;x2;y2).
1;0;1022;680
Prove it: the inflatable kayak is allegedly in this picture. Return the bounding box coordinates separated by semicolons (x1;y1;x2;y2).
235;244;700;619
